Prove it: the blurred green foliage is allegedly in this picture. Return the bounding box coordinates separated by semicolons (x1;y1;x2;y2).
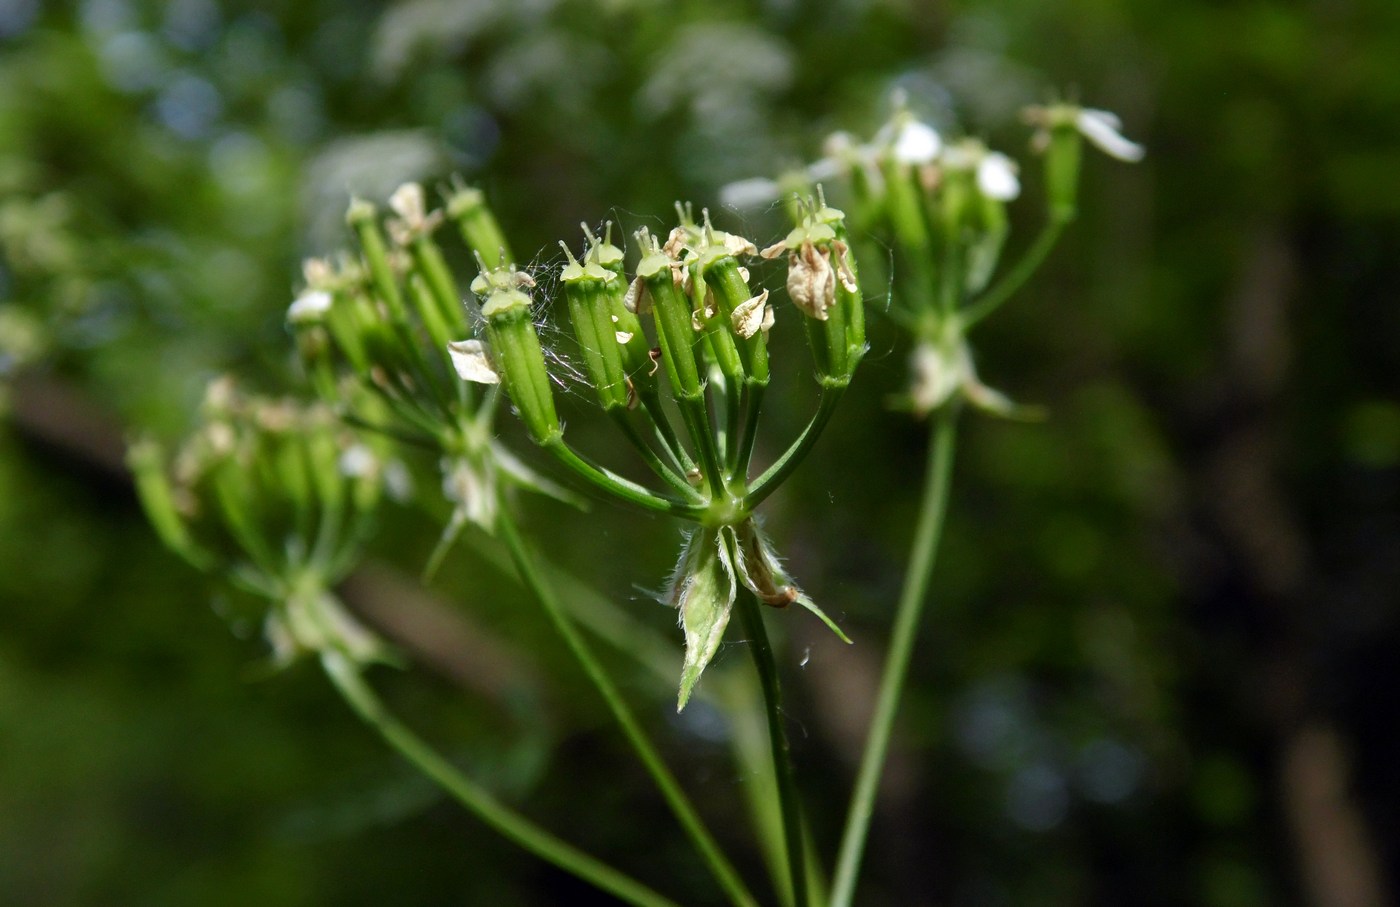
2;1;1398;905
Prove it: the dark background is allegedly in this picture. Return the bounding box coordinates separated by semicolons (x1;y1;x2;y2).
2;1;1398;905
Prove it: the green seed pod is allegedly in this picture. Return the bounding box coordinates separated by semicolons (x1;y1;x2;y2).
636;231;703;402
444;178;512;269
346;198;408;321
813;201;867;378
127;438;213;569
698;246;770;388
560;243;631;411
1045;121;1082;224
480;279;560;445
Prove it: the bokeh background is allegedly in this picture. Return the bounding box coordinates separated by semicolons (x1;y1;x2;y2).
2;1;1398;905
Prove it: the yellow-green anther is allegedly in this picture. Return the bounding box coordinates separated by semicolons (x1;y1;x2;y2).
560;241;630;411
346;198;408;321
444;178;512;268
636;232;702;401
481;284;560;445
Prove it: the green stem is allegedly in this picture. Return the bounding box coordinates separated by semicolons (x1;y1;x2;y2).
959;220;1066;329
735;582;809;907
319;650;679;907
678;396;726;499
733;384;764;483
639;390;697;477
828;406;957;907
745;388;844;510
496;511;759;907
609;410;705;500
542;439;704;518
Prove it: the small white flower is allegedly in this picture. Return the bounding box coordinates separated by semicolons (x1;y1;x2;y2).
446;339;500;384
977;152;1021;201
891;118;942;165
1076;108;1145;162
338;444;377;479
615;330;634;344
287;290;333;324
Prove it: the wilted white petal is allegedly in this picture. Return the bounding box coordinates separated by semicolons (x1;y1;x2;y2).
731;290;771;339
892;120;942;164
623;275;649;314
720;177;781;210
977;152;1021;201
446;339;500;384
721;232;758;258
1076;109;1145;162
287;290;333;323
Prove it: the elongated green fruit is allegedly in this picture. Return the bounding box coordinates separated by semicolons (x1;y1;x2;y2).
481;285;560;445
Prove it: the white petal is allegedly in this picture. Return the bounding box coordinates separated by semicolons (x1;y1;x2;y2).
977;152;1021;201
338;444;376;478
446;339;500;384
287;290;333;323
615;330;634;344
892;120;942;165
1076;109;1145;162
719;177;780;210
806;157;843;182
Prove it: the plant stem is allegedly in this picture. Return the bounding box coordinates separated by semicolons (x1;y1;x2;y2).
496;510;760;907
745;388;844;510
828;405;958;907
959;219;1066;329
735;581;809;907
609;410;705;500
542;438;704;518
320;650;679;907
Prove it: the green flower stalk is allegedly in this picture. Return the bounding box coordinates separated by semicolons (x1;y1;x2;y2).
721;92;1144;907
128;378;392;667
